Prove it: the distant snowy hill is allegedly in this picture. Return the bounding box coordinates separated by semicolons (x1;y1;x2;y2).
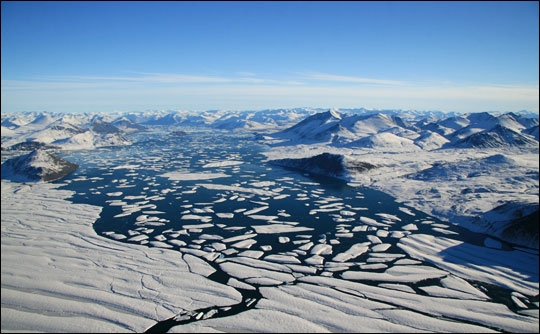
348;132;421;152
1;126;16;137
111;117;147;133
211;114;269;130
523;125;539;141
1;150;78;182
276;109;344;142
25;120;87;144
3;108;537;151
90;118;123;134
140;110;215;127
51;131;131;150
209;108;317;130
413;131;450;150
1;112;136;150
408;153;519;182
23;113;56;130
272;110;421;147
450;125;539;148
269;109;538;151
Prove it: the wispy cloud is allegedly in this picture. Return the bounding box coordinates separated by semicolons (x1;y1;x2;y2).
2;72;305;91
2;72;538;114
1;79;125;90
303;72;405;85
58;73;235;84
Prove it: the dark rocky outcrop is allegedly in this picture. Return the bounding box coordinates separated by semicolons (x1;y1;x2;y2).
1;150;78;182
170;130;188;137
2;141;59;151
270;152;376;179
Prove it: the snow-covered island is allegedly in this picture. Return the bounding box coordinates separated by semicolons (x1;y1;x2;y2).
1;108;539;333
1;150;79;182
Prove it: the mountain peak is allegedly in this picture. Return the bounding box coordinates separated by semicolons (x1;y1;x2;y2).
328;108;342;120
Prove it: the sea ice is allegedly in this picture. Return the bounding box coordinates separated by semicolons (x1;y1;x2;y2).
238;250;264;259
263;254;301;264
216;212;234;218
251;225;313;234
367;235;382;244
331;243;370;262
398;207;415;216
231;239;257;249
183;254;216;277
219;261;295;284
360;216;390;227
342;265;447;283
158;171;230;181
371;243;392;252
402;223;418;231
202;161;243;168
243;206;269;215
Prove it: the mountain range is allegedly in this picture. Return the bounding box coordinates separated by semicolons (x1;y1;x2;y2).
2;108;538;152
269;110;539;150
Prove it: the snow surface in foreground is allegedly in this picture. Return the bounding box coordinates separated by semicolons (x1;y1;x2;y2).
0;181;241;332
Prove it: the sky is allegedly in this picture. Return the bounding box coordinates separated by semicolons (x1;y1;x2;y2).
1;1;539;114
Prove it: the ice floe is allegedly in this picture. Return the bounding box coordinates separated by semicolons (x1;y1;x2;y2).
202;160;243;168
158;171;230;181
251;225;314;234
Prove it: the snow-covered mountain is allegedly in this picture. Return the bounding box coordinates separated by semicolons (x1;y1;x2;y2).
523;125;539;141
413;131;450;150
269;109;538;151
2;112;136;150
140;110;216;127
25;120;87;144
211;114;270;130
1;150;78;182
90;118;123;134
275;109;343;142
2;108;538;151
347;132;421;152
208;108;317;130
450;124;539;148
271;110;422;147
111;117;147;133
22;113;56;130
1;126;17;138
51;131;131;150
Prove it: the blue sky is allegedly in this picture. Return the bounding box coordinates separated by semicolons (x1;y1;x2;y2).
1;1;538;114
